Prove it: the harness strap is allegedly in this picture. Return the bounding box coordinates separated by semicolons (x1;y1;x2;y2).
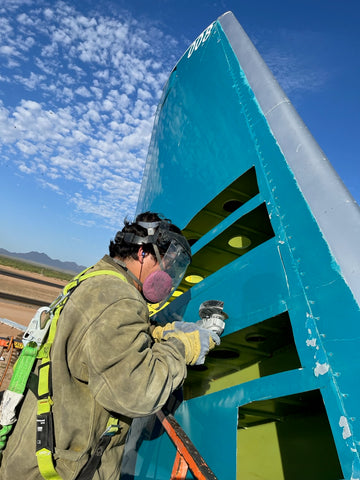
74;418;121;480
33;268;127;480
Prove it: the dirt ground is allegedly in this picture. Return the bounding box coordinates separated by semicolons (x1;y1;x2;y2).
0;264;67;333
0;265;68;389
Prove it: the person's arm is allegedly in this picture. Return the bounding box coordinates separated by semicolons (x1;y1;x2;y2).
84;296;187;417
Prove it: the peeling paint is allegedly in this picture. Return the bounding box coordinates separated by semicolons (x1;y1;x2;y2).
314;362;329;377
306;313;330;377
339;416;351;439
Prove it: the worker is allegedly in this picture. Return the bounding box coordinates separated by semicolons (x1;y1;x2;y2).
0;211;220;480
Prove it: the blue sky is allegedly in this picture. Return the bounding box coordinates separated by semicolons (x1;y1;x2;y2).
0;0;359;267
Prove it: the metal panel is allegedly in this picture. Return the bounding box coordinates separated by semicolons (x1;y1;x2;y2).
131;12;360;479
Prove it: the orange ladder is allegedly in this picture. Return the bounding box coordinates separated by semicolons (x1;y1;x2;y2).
156;409;218;480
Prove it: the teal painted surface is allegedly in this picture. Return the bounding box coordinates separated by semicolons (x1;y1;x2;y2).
130;13;360;480
138;22;260;223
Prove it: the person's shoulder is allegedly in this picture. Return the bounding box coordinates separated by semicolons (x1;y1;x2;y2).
91;256;131;282
81;256;145;303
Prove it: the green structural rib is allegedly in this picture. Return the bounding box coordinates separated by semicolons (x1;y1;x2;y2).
121;11;360;480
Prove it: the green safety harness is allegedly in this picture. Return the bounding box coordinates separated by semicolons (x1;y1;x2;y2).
0;267;128;480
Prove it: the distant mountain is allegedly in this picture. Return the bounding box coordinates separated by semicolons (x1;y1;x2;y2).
0;248;86;273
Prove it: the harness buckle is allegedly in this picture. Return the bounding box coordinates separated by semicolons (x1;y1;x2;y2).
22;307;51;347
101;424;121;437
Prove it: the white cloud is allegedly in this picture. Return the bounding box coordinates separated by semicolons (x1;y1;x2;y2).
16;139;38;154
16;12;34;25
263;48;328;95
253;28;330;98
43;8;53;20
18;162;33;174
0;16;13;38
75;86;92;97
0;45;19;56
14;71;46;89
0;0;180;230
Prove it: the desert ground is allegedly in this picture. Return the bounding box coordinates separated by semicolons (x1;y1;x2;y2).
0;265;68;389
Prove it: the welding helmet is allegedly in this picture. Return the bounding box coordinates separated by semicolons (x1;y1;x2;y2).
115;219;191;304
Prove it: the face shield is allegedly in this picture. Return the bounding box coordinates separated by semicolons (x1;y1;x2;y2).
114;219;191;304
139;224;191;305
152;238;191;301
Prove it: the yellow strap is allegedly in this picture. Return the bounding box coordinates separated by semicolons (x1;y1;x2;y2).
36;449;62;480
104;416;120;436
61;269;127;298
38;363;51;398
36;267;127;480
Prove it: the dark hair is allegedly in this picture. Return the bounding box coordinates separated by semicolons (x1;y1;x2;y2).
109;211;183;260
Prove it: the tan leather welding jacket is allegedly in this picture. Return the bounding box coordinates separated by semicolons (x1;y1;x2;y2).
0;255;187;480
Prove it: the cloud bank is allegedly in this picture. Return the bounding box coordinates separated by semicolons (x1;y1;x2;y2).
0;0;179;229
0;1;330;236
252;27;329;99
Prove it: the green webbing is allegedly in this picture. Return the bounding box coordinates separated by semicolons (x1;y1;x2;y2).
8;343;39;394
0;425;13;452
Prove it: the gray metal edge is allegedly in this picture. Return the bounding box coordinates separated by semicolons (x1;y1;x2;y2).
218;11;360;306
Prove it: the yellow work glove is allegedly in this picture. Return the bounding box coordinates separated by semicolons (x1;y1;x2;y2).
152;321;220;365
